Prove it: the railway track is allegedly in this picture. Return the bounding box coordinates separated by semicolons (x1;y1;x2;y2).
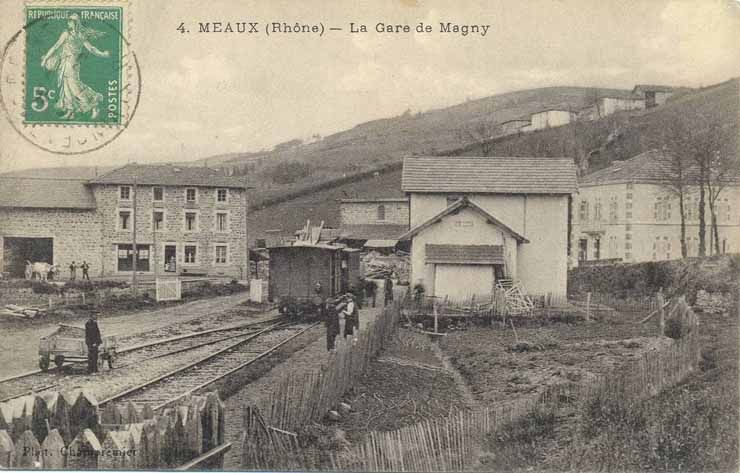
0;316;284;402
99;321;319;410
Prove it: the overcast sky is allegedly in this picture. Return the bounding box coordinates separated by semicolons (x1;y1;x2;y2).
1;0;739;173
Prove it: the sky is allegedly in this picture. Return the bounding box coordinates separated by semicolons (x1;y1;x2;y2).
0;0;739;173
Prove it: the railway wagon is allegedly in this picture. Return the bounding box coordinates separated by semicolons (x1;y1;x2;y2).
268;244;361;317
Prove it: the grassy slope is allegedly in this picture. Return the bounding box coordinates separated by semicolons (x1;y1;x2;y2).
248;79;736;244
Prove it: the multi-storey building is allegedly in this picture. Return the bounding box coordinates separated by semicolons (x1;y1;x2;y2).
0;164;250;279
573;150;740;265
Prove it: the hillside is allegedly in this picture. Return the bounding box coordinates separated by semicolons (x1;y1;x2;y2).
250;79;737;244
221;86;636;207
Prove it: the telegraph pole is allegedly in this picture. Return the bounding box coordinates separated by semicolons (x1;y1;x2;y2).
132;175;138;296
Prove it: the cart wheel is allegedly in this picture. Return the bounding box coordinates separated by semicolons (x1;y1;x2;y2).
39;356;50;372
54;355;65;369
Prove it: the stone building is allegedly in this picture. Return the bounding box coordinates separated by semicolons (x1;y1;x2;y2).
573;150;740;265
0;164;249;279
338;197;409;250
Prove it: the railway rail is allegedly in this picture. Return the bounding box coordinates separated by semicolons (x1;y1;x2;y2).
0;316;284;402
99;321;319;409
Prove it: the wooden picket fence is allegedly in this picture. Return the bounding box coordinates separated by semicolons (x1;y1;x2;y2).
240;302;401;470
330;297;701;472
0;389;228;470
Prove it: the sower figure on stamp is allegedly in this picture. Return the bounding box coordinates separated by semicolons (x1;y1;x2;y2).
85;312;102;374
69;261;77;280
40;14;111;120
81;261;90;280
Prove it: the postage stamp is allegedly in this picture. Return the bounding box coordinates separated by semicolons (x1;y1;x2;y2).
0;0;139;154
25;7;123;125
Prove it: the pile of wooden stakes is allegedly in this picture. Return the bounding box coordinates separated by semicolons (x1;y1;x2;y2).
0;389;226;470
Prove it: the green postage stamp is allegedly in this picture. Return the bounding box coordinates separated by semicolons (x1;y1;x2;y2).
0;0;139;154
25;7;123;125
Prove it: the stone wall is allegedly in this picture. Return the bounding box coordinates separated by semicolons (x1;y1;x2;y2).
0;208;103;277
340;201;409;226
94;184;248;278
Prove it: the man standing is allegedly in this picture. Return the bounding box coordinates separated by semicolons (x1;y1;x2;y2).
341;293;359;341
85;312;102;374
384;276;394;306
69;261;77;281
81;261;90;281
325;297;340;352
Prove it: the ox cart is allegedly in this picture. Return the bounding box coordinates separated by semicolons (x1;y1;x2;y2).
38;324;117;371
269;244;361;319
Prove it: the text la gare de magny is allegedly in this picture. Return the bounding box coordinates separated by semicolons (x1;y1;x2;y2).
188;21;491;37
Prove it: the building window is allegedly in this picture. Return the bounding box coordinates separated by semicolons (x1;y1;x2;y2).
609;197;618;222
594;238;601;260
685;196;697;221
119;186;131;201
153;187;164;202
186;188;197;202
654;196;671;221
215;245;228;264
377;205;386;222
578;238;588;261
153;211;164;231
719;198;731;223
117;244;150;272
217;189;228;203
593;198;602;221
579;200;589;222
184;212;198;232
119;210;132;231
609;236;619;258
215;212;228;232
184;245;197;264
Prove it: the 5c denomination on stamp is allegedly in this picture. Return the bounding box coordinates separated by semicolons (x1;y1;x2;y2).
0;0;141;154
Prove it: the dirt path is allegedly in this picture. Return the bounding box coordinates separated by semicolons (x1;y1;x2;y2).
0;292;251;378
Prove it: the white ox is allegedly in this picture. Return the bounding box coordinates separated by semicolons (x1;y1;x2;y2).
26;261;57;281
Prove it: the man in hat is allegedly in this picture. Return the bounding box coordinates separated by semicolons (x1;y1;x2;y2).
341;293;359;341
85;312;102;374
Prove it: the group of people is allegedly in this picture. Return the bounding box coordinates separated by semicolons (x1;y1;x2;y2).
68;260;91;280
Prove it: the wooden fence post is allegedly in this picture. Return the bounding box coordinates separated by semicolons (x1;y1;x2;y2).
657;291;665;337
41;429;66;469
0;430;14;468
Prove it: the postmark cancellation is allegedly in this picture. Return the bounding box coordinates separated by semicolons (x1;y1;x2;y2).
0;0;140;154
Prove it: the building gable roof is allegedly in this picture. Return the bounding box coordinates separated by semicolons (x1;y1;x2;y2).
579;149;740;187
632;84;675;94
0;178;96;209
399;197;529;243
402;156;577;194
89;163;248;188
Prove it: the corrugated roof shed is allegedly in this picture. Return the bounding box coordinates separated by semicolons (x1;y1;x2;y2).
89;163;248;188
0;178;96;209
402;156;577;194
426;244;504;264
339;224;409;241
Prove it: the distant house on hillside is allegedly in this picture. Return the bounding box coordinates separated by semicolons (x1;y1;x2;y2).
338;197;409;251
0;164;250;279
598;96;645;117
523;109;576;132
573;150;740;266
632;85;675;108
400;156;577;298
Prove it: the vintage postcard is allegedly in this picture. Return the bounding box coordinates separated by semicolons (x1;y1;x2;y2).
0;0;738;471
